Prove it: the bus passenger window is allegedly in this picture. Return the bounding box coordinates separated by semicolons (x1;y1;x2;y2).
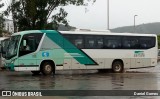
97;37;103;49
107;40;119;48
141;43;147;48
122;37;139;49
139;37;155;49
104;36;121;49
75;39;83;48
88;40;94;47
85;36;96;49
123;40;131;48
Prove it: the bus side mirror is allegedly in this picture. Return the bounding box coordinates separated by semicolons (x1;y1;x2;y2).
23;40;26;46
0;44;1;53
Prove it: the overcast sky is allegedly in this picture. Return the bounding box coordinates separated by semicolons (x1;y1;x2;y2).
2;0;160;30
64;0;160;29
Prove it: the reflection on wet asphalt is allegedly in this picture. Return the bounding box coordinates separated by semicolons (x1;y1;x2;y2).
0;70;159;90
1;64;160;99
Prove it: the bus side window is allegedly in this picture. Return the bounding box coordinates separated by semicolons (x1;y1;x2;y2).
85;36;96;49
122;37;139;49
74;36;84;49
107;40;119;48
19;33;43;57
139;37;155;49
123;40;131;48
141;43;147;48
96;37;103;49
104;36;121;49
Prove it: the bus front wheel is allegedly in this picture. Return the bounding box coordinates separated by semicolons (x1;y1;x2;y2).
112;61;123;73
41;62;54;75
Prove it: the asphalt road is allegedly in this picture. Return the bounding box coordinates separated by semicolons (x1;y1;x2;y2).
1;64;160;99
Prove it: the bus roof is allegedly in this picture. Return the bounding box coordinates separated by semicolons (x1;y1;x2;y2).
60;31;157;37
11;30;156;37
11;30;57;36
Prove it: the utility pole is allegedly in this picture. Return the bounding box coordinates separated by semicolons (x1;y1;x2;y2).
107;0;109;30
134;15;138;33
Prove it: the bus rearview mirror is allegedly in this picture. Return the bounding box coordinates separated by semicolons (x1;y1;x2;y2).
0;44;1;53
23;40;26;46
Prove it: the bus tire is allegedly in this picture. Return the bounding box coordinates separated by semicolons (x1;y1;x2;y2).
41;62;54;75
112;61;123;73
31;71;40;75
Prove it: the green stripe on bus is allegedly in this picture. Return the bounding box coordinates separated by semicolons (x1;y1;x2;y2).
41;30;97;65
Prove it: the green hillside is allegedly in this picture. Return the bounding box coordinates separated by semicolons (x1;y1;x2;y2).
58;25;76;31
111;22;160;35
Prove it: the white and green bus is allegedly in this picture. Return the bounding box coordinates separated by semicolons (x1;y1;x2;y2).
1;30;158;75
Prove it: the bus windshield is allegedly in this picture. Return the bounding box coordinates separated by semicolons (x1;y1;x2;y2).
1;38;10;58
6;35;21;59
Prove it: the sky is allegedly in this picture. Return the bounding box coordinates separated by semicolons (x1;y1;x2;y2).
64;0;160;29
2;0;160;30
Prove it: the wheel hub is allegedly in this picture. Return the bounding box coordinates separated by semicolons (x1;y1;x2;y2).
45;65;52;72
115;64;121;71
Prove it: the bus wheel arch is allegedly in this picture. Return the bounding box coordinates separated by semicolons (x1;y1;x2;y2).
40;60;55;75
112;59;124;73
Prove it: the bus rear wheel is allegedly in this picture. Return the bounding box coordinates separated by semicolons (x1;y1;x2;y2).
112;61;123;73
41;62;54;75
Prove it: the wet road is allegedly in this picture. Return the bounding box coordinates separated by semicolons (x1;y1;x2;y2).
0;70;160;90
1;64;160;99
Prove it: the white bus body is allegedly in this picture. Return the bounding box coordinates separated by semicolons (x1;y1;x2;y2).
3;30;158;74
60;31;158;71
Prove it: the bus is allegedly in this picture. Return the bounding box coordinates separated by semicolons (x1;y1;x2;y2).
1;30;158;75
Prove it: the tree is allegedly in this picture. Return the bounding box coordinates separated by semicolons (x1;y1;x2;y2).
5;0;96;31
0;0;4;36
0;15;4;36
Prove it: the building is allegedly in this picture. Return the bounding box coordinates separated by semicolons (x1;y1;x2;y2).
4;18;14;33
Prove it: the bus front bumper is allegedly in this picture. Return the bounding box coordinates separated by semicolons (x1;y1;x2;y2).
4;63;15;71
